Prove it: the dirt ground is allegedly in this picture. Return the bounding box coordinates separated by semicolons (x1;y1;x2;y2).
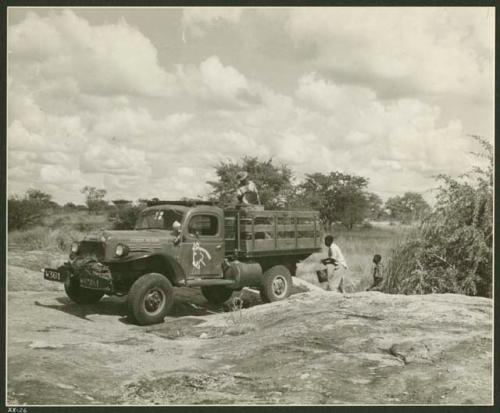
7;263;493;406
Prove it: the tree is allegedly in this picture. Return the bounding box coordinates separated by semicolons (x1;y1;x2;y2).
26;189;52;206
365;192;384;221
8;189;53;231
63;202;77;211
385;192;431;223
207;157;295;209
81;186;108;215
295;172;370;229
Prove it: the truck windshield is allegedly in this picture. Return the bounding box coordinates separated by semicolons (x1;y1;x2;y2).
135;209;184;230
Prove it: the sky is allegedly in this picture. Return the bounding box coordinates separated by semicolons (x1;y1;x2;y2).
7;7;495;205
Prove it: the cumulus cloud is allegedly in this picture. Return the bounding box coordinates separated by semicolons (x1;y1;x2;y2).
286;8;494;101
7;8;493;205
293;73;471;180
175;55;262;109
9;10;177;98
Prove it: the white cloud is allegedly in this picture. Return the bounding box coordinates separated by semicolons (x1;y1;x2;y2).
7;8;493;205
80;140;152;176
176;56;262;109
286;8;494;100
200;56;249;99
40;164;84;185
9;10;177;98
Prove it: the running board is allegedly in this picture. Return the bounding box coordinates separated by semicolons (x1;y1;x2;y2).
185;279;236;287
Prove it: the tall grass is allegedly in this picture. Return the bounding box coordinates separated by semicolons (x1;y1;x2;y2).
8;210;113;253
297;222;410;291
333;222;410;273
8;226;86;252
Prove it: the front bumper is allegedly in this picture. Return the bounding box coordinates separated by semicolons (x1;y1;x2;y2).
43;260;114;293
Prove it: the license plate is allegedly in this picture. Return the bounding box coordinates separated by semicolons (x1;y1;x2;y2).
79;275;110;290
44;268;64;282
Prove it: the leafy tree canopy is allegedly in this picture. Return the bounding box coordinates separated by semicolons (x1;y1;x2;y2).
81;186;108;214
296;172;370;229
385;192;431;223
207;157;295;209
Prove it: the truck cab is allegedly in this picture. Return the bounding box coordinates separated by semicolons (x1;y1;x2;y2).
43;200;323;325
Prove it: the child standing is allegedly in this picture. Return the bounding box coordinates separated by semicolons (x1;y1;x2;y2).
368;254;383;291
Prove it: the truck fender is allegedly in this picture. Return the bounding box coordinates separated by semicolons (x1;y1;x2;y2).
120;253;186;286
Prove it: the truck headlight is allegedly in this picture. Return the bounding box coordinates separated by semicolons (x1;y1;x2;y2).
115;243;129;257
71;242;79;254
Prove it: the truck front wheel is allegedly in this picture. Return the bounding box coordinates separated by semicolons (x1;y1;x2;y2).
260;265;292;303
64;277;105;304
127;273;174;325
201;286;233;305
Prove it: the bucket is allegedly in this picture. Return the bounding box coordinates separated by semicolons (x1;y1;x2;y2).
316;269;328;283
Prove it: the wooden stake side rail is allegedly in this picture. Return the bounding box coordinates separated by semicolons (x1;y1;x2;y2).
223;208;322;258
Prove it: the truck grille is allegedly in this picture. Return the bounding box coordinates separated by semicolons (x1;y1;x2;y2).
79;241;105;260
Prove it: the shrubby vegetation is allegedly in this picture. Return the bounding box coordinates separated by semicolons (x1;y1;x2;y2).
8;189;54;231
110;200;147;230
383;136;493;297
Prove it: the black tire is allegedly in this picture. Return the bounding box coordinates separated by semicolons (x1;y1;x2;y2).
260;265;293;303
127;273;174;326
201;285;234;305
64;276;105;304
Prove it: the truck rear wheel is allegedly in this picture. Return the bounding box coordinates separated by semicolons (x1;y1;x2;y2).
127;273;174;325
201;286;233;305
260;265;292;303
64;277;105;304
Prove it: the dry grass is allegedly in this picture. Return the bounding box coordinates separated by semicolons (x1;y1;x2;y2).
8;226;86;252
43;210;111;232
8;211;111;253
297;222;411;292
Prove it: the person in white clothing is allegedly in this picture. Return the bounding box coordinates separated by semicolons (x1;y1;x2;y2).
320;234;348;292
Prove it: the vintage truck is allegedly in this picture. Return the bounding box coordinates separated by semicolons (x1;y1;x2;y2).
43;200;323;325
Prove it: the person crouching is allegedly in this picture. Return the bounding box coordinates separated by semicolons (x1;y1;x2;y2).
317;234;348;293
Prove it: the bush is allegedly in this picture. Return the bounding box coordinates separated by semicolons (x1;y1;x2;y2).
110;203;146;230
8;189;53;231
383;136;493;297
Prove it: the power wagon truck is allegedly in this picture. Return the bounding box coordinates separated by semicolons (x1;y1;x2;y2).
43;201;322;325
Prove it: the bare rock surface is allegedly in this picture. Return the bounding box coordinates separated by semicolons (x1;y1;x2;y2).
7;268;492;405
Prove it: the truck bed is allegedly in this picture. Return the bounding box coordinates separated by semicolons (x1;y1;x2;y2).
224;207;322;259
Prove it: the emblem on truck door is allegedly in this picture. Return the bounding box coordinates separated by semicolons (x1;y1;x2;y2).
192;241;212;269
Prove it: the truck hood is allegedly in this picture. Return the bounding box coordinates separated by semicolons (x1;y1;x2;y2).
84;230;175;250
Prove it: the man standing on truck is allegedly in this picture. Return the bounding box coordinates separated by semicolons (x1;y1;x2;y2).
321;234;349;293
236;171;261;206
